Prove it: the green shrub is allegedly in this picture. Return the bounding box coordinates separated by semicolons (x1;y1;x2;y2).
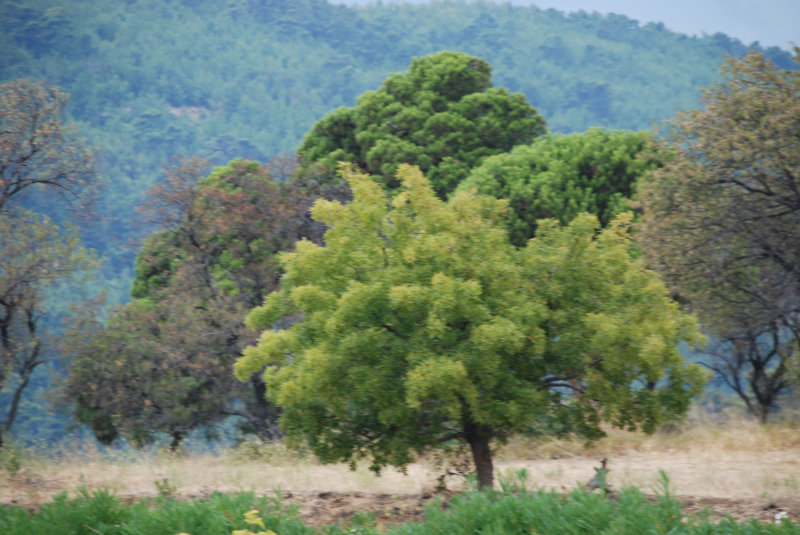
1;480;798;535
0;490;313;535
0;442;24;474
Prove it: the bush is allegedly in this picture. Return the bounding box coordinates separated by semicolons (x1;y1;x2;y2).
1;476;798;535
0;442;24;474
0;490;312;535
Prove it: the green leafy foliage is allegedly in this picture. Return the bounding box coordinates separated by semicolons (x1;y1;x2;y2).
3;0;794;444
237;164;706;488
299;51;546;198
1;481;796;534
458;128;659;246
2;0;792;285
0;490;310;535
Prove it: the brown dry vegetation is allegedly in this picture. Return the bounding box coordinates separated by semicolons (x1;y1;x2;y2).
3;409;800;524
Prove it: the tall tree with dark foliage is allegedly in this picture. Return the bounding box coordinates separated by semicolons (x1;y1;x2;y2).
59;157;349;447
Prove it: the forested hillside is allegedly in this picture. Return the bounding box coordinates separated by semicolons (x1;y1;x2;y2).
0;0;795;443
1;0;793;283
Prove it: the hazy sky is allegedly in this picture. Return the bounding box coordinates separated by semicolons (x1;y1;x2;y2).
334;0;798;50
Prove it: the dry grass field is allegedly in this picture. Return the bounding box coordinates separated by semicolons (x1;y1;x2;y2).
3;408;800;523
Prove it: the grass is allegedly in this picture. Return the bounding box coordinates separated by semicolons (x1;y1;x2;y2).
2;473;799;535
0;490;310;535
4;407;800;506
0;438;437;507
498;403;800;461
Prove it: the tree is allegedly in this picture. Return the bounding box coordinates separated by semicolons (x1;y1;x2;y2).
0;213;96;445
298;51;546;199
58;292;252;449
236;164;705;489
0;79;95;213
700;321;794;424
457;128;660;246
0;80;97;448
60;157;349;447
637;49;800;421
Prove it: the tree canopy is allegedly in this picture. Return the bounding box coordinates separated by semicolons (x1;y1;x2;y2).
298;51;546;198
0;79;95;214
60;158;348;447
236;164;705;489
457;128;658;246
58;293;245;448
637;49;800;422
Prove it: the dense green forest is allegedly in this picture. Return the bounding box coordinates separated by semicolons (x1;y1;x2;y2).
0;0;795;444
2;0;793;279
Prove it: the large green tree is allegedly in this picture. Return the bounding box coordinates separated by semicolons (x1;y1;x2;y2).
457;128;659;246
298;51;546;198
236;164;705;489
638;50;800;423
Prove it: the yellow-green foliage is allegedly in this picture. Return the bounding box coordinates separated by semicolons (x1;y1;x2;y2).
232;510;276;535
175;510;276;535
236;163;706;474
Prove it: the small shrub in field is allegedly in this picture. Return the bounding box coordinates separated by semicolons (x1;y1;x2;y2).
230;442;310;465
155;478;177;498
0;443;23;474
231;510;276;535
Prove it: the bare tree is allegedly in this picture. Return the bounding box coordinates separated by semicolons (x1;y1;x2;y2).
0;80;98;448
3;288;49;436
638;50;800;422
0;213;96;447
700;322;794;423
0;79;96;214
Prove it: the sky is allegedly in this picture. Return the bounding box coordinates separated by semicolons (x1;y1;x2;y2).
334;0;798;50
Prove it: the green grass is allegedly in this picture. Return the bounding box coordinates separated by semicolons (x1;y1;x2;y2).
1;474;797;535
0;491;312;535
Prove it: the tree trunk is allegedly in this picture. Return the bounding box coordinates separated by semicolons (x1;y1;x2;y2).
4;371;31;434
169;431;185;452
250;374;282;441
4;339;39;435
221;375;283;443
464;418;494;490
758;409;770;425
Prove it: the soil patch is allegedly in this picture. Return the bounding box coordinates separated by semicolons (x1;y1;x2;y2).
677;496;799;524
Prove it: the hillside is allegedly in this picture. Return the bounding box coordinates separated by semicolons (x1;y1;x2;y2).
1;0;793;279
0;0;796;443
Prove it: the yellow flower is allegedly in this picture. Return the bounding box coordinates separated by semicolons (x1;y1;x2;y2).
244;510;266;529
